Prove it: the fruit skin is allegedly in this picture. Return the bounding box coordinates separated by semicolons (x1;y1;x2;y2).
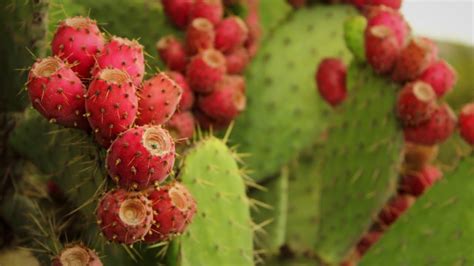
459;103;474;145
244;2;262;58
366;6;408;46
315;58;347;106
187;49;227;93
161;0;194;29
365;25;400;74
404;104;456;146
378;195;415;227
136;72;183;126
27;57;89;129
392;37;438;82
165;111;195;140
96;189;153;244
194;109;230;130
166;71;194;111
93;36;145;87
156;35;187;72
214;16;248;53
186;18;215;55
366;0;402;9
419;60;457;97
225;47;250;74
190;0;224;26
396;81;437;126
85;68;138;147
356;230;382;256
144;181;197;243
106;125;175;190
52;244;102;266
400;165;442;197
198;75;246;122
51;16;105;79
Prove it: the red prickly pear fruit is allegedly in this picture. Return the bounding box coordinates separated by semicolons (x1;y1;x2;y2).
161;0;194;29
225;47;250;74
194;109;230;130
165;111;196;140
404;104;456;145
459;103;474;145
156;35;187;72
190;0;224;26
402;142;438;172
366;6;409;46
214;16;249;53
357;230;383;256
245;10;261;58
27;57;89;129
366;0;402;9
166;71;194;111
85;68;138;147
144;181;197;243
51;16;105;79
52;244;102;266
396;81;437;126
186;18;215;55
93;36;145;87
315;58;347;107
287;0;306;8
392;37;438;82
365;25;400;74
378;195;415;226
400;165;442;197
198;75;246;121
419;60;457;97
136;73;183;126
96;189;153;244
106;126;175;190
187;49;227;93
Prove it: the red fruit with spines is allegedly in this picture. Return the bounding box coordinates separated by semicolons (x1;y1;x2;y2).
225;47;250;74
51;16;105;79
186;18;215;55
396;81;437;126
161;0;194;29
165;111;196;140
144;181;197;243
194;109;230;130
52;244;102;266
356;230;382;256
166;71;194;111
365;25;401;74
187;49;227;93
400;165;442;196
315;58;347;106
459;103;474;145
392;37;439;82
27;57;89;129
85;68;137;147
378;195;415;226
156;35;187;72
404;104;456;145
419;60;457;97
106;126;175;190
214;16;249;53
198;75;246;121
96;189;153;244
366;6;409;46
365;0;402;9
93;36;145;87
190;0;224;26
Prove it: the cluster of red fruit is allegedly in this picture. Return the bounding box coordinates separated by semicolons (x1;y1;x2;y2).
26;16;197;246
288;0;402;9
156;0;261;133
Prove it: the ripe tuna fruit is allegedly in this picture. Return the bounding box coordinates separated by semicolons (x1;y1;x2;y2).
392;37;438;82
190;0;224;26
419;60;457;97
396;81;437;126
52;244;102;266
51;16;104;79
366;7;408;46
166;71;194;111
378;195;415;227
186;18;215;55
161;0;194;29
356;230;382;256
365;25;400;74
365;0;402;10
93;36;145;87
315;58;347;106
85;68;137;147
144;182;197;243
156;36;187;72
214;16;249;53
106;126;175;190
225;47;250;74
136;72;183;126
459;103;474;145
27;57;88;129
194;109;230;130
187;49;227;93
96;189;153;244
165;111;196;140
404;104;456;145
402;142;439;172
400;165;442;196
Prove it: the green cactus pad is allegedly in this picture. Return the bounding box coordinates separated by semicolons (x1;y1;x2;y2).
232;5;356;181
344;15;367;62
361;151;474;265
259;0;292;36
178;137;253;266
315;63;404;264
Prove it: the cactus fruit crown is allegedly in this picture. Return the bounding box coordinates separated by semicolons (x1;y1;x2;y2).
143;126;174;157
98;68;130;84
31;57;63;77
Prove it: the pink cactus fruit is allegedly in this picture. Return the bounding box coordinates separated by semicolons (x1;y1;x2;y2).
366;6;409;46
214;16;249;53
93;36;145;87
365;0;402;9
186;18;216;55
365;25;401;74
356;230;383;256
194;109;230;130
106;125;175;190
161;0;194;29
96;189;153;244
459;103;474;145
85;68;137;147
52;244;102;266
315;58;347;106
165;111;196;140
136;72;183;126
190;0;224;26
419;60;457;97
225;47;250;74
51;16;105;79
187;49;227;93
400;165;442;196
156;35;187;72
378;195;415;227
166;71;194;111
144;181;197;243
27;57;89;129
396;81;437;126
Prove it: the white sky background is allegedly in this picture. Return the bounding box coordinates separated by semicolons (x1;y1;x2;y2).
402;0;474;45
